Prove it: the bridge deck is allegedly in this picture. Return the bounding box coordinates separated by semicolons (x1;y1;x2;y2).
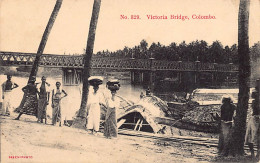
0;51;238;72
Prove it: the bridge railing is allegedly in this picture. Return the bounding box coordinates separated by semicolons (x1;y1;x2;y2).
0;51;238;72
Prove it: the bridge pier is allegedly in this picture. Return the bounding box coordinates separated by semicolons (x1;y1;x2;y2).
178;72;182;84
130;71;134;84
149;70;156;91
62;68;83;86
130;71;150;86
194;72;200;88
211;73;214;86
131;71;142;84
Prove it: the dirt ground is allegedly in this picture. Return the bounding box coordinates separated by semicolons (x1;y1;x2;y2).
0;114;257;163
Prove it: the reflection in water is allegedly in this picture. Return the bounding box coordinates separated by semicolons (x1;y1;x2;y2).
0;76;146;120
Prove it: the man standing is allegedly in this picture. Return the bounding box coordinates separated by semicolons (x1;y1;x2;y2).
245;82;260;160
218;95;236;156
1;75;19;116
51;81;67;127
37;76;50;123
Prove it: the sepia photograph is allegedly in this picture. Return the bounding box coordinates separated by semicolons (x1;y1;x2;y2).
0;0;260;162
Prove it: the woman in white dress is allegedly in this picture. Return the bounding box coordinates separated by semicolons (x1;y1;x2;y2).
86;76;103;135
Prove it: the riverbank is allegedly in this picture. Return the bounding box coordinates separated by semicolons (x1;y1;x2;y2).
1;113;256;163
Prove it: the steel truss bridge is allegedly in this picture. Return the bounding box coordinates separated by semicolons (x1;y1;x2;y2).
0;51;238;72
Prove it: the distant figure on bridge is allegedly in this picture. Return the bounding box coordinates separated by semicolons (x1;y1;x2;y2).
1;75;19;116
245;87;260;160
37;76;50;124
218;95;236;157
51;81;67;127
86;76;103;135
15;77;38;120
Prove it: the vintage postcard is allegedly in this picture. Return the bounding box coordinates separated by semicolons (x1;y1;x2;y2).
0;0;260;163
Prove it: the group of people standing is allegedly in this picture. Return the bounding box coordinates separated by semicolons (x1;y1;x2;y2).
86;76;120;139
218;85;260;160
1;75;121;139
1;75;68;126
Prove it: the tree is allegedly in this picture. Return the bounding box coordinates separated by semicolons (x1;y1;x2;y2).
223;46;231;64
16;0;63;110
230;44;238;64
231;0;250;156
250;42;260;80
178;41;189;61
208;41;224;63
72;0;102;129
138;40;148;59
28;0;63;82
148;42;162;59
197;40;209;62
250;42;260;61
168;42;179;61
140;40;148;51
123;46;130;57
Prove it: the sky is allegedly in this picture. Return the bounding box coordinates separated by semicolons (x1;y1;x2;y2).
0;0;259;55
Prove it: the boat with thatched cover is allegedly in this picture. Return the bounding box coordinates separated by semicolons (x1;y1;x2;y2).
116;94;220;134
116;88;254;134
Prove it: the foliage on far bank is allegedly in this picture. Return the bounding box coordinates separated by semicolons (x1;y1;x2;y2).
0;67;62;78
95;40;260;65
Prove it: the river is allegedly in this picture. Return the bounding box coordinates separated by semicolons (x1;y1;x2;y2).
0;75;146;120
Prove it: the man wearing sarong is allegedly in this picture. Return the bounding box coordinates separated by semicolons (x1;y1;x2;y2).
15;77;38;120
245;88;260;160
1;75;19;116
37;76;50;124
104;80;120;138
218;95;236;157
86;76;103;135
51;81;67;126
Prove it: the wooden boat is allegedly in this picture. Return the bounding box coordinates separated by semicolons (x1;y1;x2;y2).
117;95;220;134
